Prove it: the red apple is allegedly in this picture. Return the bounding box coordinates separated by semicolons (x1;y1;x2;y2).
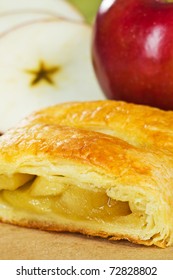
92;0;173;110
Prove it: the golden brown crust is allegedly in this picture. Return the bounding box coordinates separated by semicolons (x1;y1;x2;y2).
0;124;153;176
26;100;173;154
0;123;172;193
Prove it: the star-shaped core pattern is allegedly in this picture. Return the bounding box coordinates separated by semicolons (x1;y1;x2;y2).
26;61;60;86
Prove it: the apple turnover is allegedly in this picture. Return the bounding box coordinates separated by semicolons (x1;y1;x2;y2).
0;101;173;248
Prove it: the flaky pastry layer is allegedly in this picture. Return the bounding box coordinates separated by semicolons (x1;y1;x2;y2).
0;100;173;248
26;100;173;154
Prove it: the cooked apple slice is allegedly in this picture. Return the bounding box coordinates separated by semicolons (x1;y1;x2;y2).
0;0;83;22
0;20;104;132
30;176;67;196
0;173;34;191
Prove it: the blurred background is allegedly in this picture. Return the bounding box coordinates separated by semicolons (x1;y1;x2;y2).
68;0;102;23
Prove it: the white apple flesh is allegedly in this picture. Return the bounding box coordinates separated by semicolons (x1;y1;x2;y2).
0;13;57;35
0;20;104;132
0;0;83;22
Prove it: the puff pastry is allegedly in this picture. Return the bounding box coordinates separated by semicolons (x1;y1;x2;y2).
0;100;173;248
26;100;173;155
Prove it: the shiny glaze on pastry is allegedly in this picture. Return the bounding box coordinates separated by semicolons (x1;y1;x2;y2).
27;100;173;154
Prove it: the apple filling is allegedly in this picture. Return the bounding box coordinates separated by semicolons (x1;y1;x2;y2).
0;173;155;239
0;174;130;217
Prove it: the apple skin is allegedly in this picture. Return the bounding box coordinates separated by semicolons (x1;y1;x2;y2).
92;0;173;110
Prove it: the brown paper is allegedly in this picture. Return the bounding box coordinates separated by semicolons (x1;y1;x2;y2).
0;223;172;260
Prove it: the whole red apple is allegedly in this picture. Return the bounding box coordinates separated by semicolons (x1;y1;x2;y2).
92;0;173;110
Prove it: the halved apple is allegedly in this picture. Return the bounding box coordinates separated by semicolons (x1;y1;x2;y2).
0;0;83;22
0;20;104;132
